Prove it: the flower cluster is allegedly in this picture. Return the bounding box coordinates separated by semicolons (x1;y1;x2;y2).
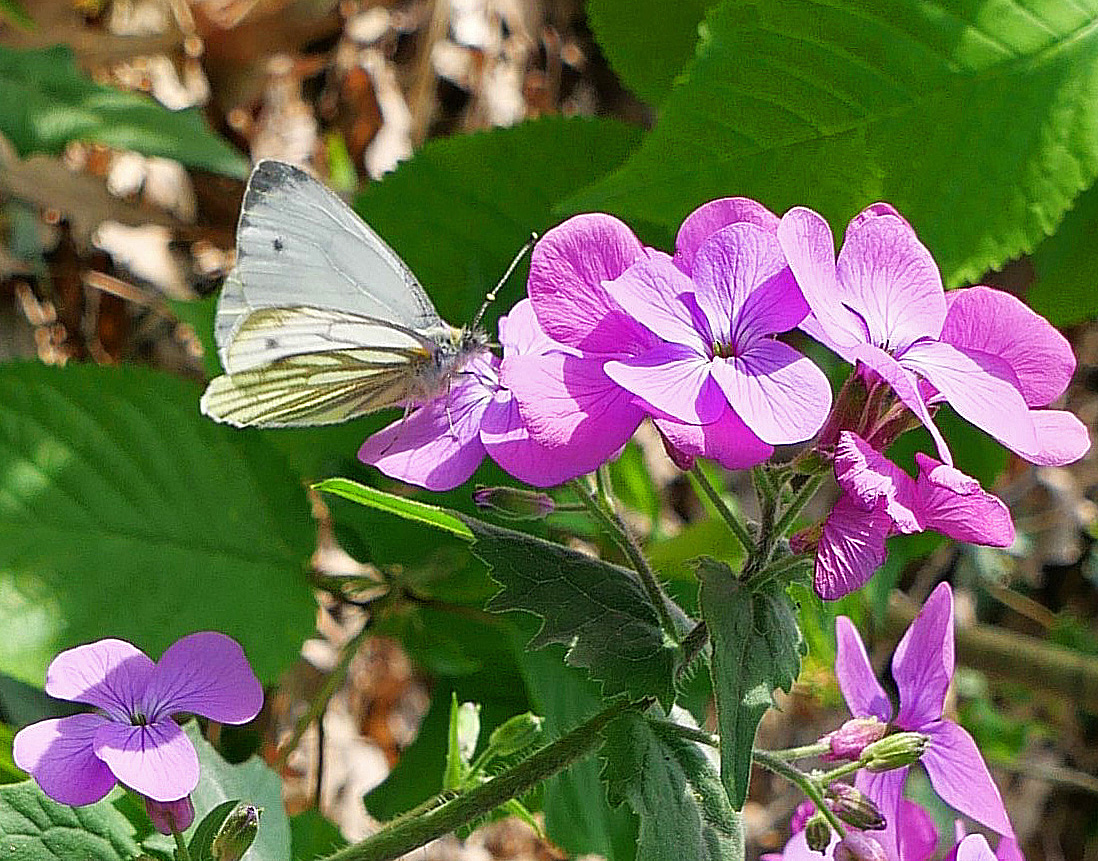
359;199;1088;600
768;584;1021;861
13;633;263;834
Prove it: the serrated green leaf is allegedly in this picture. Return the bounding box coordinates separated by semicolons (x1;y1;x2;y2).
144;724;289;860
586;0;713;104
698;558;804;808
599;713;744;861
0;46;247;177
468;519;681;708
1030;181;1098;324
315;478;474;540
354;115;642;332
0;780;141;860
569;0;1098;288
0;362;315;685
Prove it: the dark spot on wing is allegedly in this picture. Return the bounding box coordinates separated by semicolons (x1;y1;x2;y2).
273;237;284;252
265;338;278;349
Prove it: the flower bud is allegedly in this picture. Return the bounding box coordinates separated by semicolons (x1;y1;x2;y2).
211;804;261;861
144;795;195;835
822;717;888;760
804;813;833;853
862;731;929;771
789;799;816;834
487;712;544;758
834;832;887;861
472;485;555;520
825;783;886;831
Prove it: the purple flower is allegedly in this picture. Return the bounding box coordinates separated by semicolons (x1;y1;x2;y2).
13;633;262;825
359;299;624;489
815;432;1014;599
835;584;1014;860
777;204;1088;467
771;799;937;861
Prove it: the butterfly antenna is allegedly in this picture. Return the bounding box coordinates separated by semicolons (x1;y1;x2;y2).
471;231;538;330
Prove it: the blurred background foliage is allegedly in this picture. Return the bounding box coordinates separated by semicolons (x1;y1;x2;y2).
0;0;1095;859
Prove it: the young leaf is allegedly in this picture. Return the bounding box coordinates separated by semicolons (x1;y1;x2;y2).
0;362;316;686
187;799;240;861
599;712;744;861
0;46;248;177
0;780;141;860
468;519;681;708
570;0;1098;288
315;478;474;540
698;558;804;808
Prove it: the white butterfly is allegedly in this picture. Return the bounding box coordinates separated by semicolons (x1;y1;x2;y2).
200;160;489;428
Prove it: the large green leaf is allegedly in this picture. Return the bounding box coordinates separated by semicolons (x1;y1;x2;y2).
354;115;642;329
0;362;316;684
1030;181;1098;324
0;781;141;861
316;479;474;540
469;519;681;708
586;0;714;105
600;712;744;861
0;46;248;177
570;0;1098;287
698;559;804;808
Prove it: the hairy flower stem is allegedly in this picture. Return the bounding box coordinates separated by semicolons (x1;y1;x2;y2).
172;825;192;861
689;466;753;552
772;475;825;539
747;552;814;590
572;478;682;642
275;620;374;768
816;758;870;784
320;698;649;861
762;740;832;762
753;749;847;837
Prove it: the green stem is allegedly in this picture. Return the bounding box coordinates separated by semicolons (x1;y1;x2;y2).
772;475;825;539
753;749;846;837
320;698;648;861
762;740;832;762
677;621;709;675
172;825;192;861
689;466;753;552
747;552;814;590
275;621;373;768
816;758;869;784
571;479;682;641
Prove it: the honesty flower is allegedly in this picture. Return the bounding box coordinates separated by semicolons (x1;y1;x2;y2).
13;633;262;829
767;799;937;861
507;204;782;472
814;432;1014;599
777;204;1088;467
359;299;625;489
835;584;1014;860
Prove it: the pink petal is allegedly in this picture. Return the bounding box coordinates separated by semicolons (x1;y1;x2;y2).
892;582;953;729
94;719;199;802
942;286;1075;407
856;768;908;861
358;362;494;491
1006;408;1091;467
673;197;779;275
652;406;773;471
834;616;892;722
692;223;792;345
777;207;867;353
895;798;939;861
13;714;116;805
44;638;154;722
901;340;1039;462
709;340;832;444
836;210;946;351
995;837;1024;861
814;493;892;600
605;252;711;351
956;835;997;861
143;632;263;725
527;214;651;353
733;265;808;341
146;795;195;835
850;342;952;464
913;454;1015;547
776;828;839;861
922;720;1014;838
605;344;724;425
480;392;623;486
834;433;920;534
844;202;911;237
502;352;644;448
499;298;577;358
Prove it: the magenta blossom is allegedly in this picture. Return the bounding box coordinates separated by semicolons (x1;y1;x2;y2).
777;204;1088;467
13;633;262;830
814;432;1014;599
768;799;937;861
506;205;777;473
835;583;1014;860
359;299;625;489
